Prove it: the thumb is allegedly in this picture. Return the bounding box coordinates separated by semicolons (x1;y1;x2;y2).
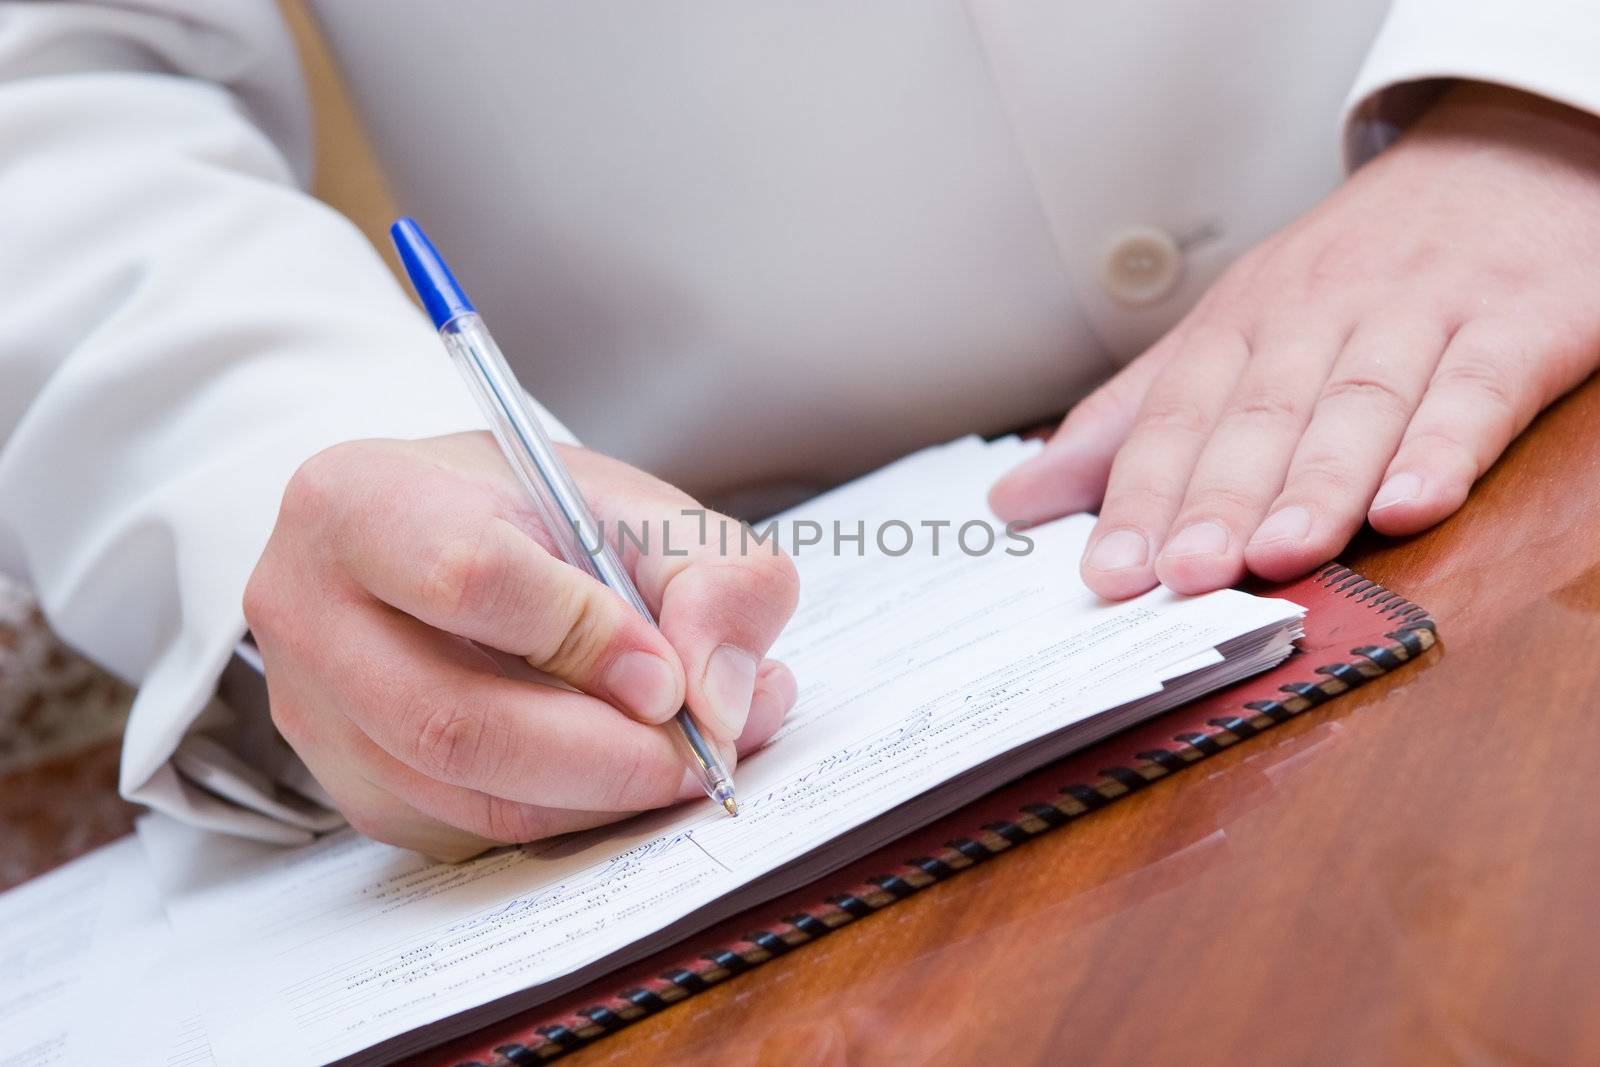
989;338;1175;524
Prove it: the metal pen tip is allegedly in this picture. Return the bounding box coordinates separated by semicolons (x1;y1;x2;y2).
711;780;738;817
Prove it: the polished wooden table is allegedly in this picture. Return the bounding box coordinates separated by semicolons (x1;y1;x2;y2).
4;374;1597;1064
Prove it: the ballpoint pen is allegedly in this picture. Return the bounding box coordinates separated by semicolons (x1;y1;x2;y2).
389;217;739;817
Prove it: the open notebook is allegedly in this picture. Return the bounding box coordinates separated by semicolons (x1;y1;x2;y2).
125;435;1303;1066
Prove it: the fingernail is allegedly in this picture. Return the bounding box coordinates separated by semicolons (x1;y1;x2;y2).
604;651;678;722
1086;529;1148;571
1371;473;1423;511
702;644;759;738
1250;506;1311;546
1162;521;1229;559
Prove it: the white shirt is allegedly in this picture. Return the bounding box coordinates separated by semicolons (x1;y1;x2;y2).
1;0;1595;839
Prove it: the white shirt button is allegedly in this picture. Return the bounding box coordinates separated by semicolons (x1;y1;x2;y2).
1100;225;1183;307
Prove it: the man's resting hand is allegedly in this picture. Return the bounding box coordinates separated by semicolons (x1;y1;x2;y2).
993;84;1600;598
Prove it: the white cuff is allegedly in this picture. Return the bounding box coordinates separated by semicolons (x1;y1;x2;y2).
1343;0;1600;168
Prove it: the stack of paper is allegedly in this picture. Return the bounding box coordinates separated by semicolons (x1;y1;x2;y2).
0;436;1302;1066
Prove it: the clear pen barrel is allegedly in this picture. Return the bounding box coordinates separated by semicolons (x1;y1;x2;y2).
440;312;732;799
439;313;652;618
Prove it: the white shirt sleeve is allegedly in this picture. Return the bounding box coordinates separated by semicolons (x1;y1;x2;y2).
0;1;572;842
1343;0;1600;167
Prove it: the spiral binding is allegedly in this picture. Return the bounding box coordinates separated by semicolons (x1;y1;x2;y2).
454;562;1436;1066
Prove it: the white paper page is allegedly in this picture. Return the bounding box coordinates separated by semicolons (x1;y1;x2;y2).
143;438;1302;1066
0;836;214;1067
0;852;106;1067
65;843;217;1066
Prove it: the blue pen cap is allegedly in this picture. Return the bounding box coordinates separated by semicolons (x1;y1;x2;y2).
390;217;475;329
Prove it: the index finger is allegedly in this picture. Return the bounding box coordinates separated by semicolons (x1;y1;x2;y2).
1081;323;1251;599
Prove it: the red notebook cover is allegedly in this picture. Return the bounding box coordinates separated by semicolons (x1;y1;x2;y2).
412;562;1435;1066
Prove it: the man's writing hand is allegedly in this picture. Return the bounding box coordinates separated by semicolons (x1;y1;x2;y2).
244;433;799;860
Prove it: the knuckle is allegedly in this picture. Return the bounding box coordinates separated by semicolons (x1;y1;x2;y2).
597;740;672;810
1302;235;1364;291
1398;430;1481;479
241;566;277;634
479;797;551;845
281;441;370;525
1133;394;1213;440
1289;453;1361;498
1401;425;1468;455
1099;479;1174;520
1218;384;1305;430
1317;374;1412;419
1434;356;1521;422
421;527;504;623
411;696;491;783
542;582;613;675
1159;320;1255;384
267;692;307;749
1181;481;1264;520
